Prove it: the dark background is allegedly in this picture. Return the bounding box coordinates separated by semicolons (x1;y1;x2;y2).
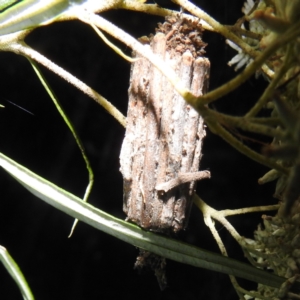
0;1;276;299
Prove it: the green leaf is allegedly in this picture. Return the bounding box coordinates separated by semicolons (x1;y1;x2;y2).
0;0;19;12
0;0;70;36
0;151;293;290
0;246;34;300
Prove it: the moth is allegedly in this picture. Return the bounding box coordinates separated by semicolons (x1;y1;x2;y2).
120;16;210;235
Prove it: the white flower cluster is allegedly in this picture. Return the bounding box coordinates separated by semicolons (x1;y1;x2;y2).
227;0;267;71
227;0;300;72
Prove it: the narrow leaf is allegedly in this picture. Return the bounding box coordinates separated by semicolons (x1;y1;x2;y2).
0;246;34;300
0;152;295;290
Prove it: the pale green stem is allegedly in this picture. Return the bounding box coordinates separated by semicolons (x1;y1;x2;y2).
220;205;279;218
4;41;126;127
194;195;279;245
194;195;241;243
245;47;295;118
205;118;288;174
122;1;274;76
28;58;94;236
75;10;195;105
202;214;243;298
120;2;214;31
195;195;275;299
171;0;274;73
194;193;280;294
190;19;300;107
207;109;285;139
88;22;137;62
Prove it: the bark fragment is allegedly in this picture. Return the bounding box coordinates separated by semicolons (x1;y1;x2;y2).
120;16;210;235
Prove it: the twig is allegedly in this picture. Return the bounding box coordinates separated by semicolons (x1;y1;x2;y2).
155;171;210;193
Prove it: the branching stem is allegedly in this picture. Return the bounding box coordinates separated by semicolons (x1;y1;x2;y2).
5;41;126;127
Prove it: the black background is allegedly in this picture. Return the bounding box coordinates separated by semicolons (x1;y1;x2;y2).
0;1;276;299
